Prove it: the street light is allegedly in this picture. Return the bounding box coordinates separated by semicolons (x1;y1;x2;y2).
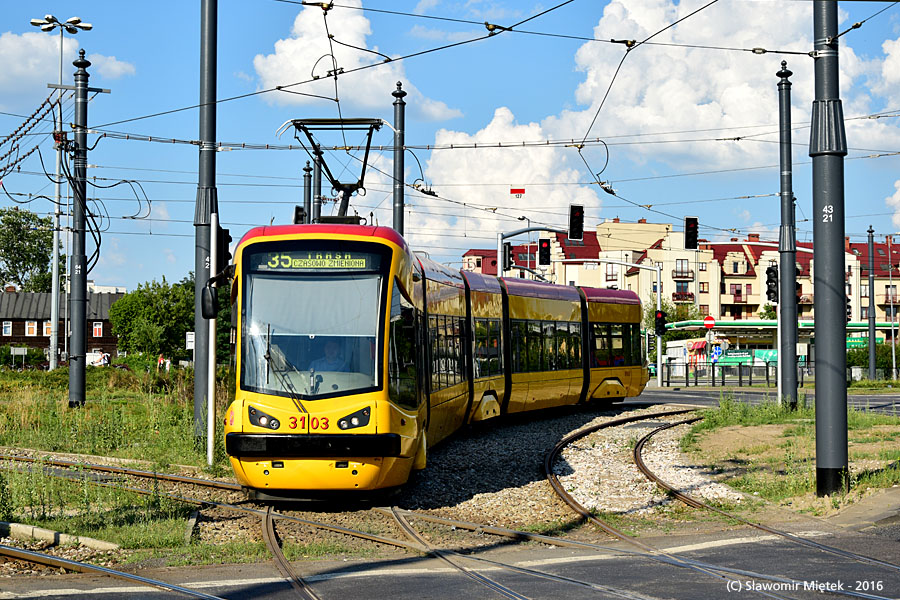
30;15;92;370
518;216;530;272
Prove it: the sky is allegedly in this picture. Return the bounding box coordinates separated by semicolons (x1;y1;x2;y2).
3;0;900;291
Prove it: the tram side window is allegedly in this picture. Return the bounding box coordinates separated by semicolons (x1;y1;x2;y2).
526;321;542;372
570;322;582;369
630;324;642;365
555;322;569;369
488;319;502;375
610;325;626;366
428;314;466;390
541;322;555;371
510;320;526;373
475;318;502;378
592;323;611;367
388;281;419;409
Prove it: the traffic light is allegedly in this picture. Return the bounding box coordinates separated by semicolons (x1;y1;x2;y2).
654;310;667;336
765;265;779;302
293;205;307;224
216;224;232;274
538;238;551;265
502;242;512;272
846;297;852;323
684;216;699;250
568;204;584;241
796;266;802;298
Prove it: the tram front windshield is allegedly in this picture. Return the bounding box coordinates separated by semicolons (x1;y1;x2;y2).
241;241;388;399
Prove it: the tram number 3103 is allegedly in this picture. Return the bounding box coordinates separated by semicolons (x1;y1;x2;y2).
289;416;330;430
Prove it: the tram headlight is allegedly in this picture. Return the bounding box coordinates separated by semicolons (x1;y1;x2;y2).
248;405;280;430
338;406;371;430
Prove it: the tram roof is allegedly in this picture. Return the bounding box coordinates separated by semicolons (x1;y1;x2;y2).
580;287;641;305
502;278;582;302
238;224;409;253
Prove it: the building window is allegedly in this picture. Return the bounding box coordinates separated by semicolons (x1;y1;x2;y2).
745;284;752;296
675;281;690;293
43;321;52;336
699;263;707;271
476;257;482;267
676;258;688;272
700;305;709;316
862;307;869;319
2;321;10;336
93;322;103;337
25;321;37;337
733;261;739;273
699;282;709;293
605;264;618;280
861;284;869;297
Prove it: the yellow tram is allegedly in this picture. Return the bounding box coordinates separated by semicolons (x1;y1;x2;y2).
221;224;647;498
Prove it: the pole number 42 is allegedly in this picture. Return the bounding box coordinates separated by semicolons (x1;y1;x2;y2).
822;205;834;222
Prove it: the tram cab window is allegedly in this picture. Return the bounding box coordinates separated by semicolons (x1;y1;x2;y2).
389;280;419;409
610;325;626;366
240;241;387;399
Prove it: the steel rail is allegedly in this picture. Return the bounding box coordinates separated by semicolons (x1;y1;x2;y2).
263;506;322;600
543;410;796;600
0;544;225;599
388;506;531;600
0;452;243;491
633;417;900;578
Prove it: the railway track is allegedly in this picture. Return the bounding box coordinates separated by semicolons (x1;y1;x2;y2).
544;409;898;600
0;544;225;599
632;417;900;573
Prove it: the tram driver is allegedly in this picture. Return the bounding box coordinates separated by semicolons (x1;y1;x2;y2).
309;338;349;372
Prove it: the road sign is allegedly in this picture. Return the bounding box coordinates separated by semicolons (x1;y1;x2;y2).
704;315;715;329
711;346;722;358
186;331;195;350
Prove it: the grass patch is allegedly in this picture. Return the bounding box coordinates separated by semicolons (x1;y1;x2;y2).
683;395;900;510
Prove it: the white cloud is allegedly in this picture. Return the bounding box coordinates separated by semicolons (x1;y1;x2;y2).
86;54;136;79
414;0;441;14
253;0;462;121
408;106;602;252
0;32;135;112
539;0;899;172
408;24;477;43
886;181;900;230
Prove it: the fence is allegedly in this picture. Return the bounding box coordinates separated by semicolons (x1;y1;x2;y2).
659;361;889;387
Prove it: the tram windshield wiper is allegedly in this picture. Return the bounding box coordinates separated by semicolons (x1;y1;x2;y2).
261;324;305;411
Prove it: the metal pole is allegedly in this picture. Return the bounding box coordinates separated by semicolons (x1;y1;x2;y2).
313;148;323;222
887;235;897;381
392;82;406;235
303;161;312;224
207;213;217;467
778;61;798;409
194;0;218;439
810;0;849;496
68;50;90;408
50;25;65;371
497;233;503;277
868;226;876;379
656;265;662;387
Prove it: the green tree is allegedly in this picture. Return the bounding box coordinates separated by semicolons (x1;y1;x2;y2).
109;275;195;360
108;272;232;364
0;207;62;292
759;304;777;320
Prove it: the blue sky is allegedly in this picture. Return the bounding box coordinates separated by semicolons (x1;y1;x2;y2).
3;0;900;290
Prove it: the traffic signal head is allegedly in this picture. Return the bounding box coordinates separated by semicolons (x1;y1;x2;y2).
568;204;584;241
654;310;667;336
293;205;307;224
765;264;778;303
538;238;551;265
216;225;232;274
502;242;512;272
684;216;699;250
846;297;852;323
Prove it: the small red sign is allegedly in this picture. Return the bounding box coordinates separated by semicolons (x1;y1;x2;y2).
704;315;715;329
510;188;525;195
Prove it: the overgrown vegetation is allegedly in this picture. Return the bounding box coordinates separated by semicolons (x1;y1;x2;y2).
682;395;900;512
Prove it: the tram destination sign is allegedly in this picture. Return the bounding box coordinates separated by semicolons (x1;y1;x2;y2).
252;250;379;272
